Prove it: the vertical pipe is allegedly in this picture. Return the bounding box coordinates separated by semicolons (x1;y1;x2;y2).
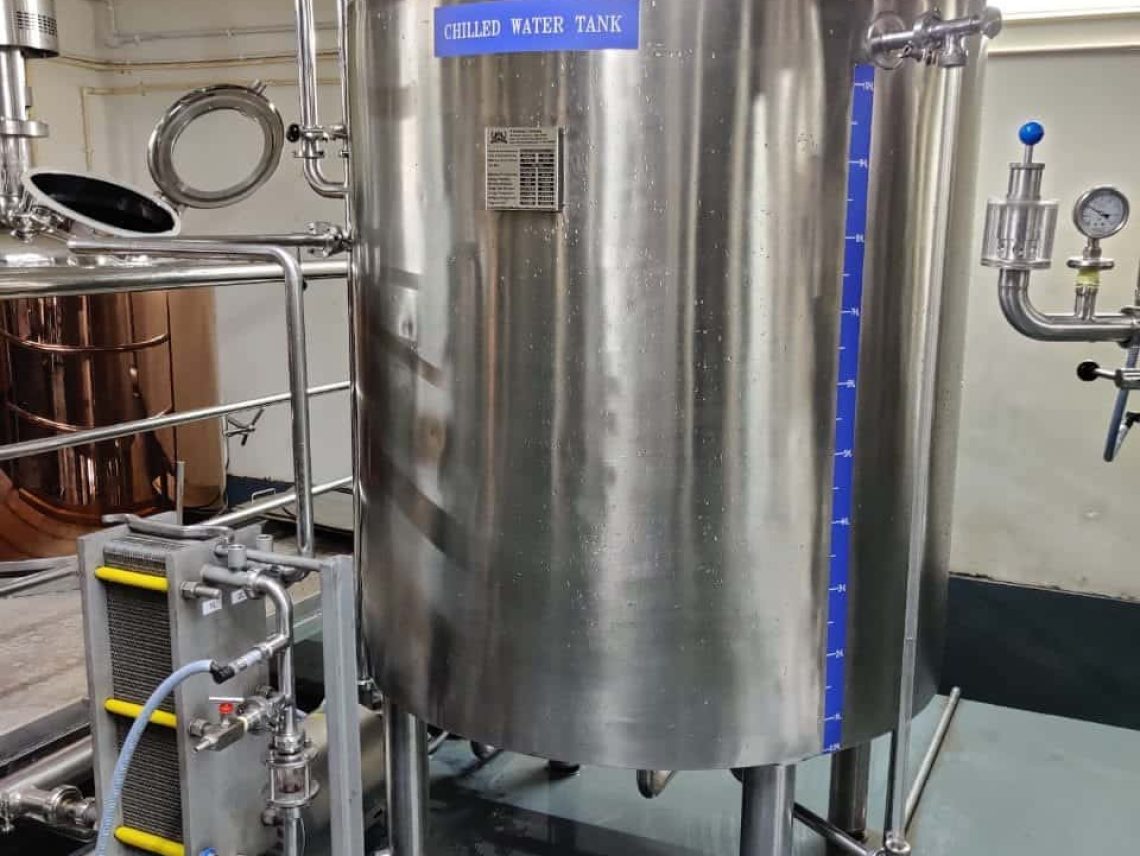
384;700;428;856
174;460;186;524
281;250;316;558
293;0;321;139
828;743;870;849
882;63;965;856
740;765;795;856
0;47;30;219
0;48;29;119
341;0;369;696
321;556;365;856
281;808;302;856
291;0;347;197
1074;285;1098;321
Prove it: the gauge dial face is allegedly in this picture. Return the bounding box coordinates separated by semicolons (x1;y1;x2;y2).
1074;186;1130;240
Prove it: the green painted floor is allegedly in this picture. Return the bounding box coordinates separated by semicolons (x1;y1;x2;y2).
413;697;1140;854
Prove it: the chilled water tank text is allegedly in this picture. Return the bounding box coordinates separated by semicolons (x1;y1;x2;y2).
434;0;640;57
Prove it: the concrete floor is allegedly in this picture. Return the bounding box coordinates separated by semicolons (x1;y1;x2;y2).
418;696;1140;854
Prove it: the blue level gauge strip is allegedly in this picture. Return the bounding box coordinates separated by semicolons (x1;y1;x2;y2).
823;63;875;755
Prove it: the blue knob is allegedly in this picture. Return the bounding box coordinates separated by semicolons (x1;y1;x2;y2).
1019;121;1045;147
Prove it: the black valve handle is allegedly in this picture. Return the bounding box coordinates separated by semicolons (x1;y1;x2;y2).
1077;361;1102;382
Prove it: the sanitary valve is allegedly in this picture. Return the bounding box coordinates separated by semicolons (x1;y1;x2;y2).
981;121;1059;271
868;6;1003;68
188;690;282;753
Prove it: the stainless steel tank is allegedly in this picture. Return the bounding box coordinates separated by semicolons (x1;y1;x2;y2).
349;0;986;770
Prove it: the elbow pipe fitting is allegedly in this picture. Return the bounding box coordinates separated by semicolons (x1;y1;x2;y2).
201;566;294;648
303;157;348;200
202;566;294;688
998;269;1140;343
292;0;349;199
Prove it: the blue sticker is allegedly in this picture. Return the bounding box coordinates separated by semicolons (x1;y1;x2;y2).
435;0;640;58
822;64;876;756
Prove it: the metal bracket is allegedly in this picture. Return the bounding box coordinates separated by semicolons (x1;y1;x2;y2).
0;117;48;138
868;7;1003;69
225;406;267;447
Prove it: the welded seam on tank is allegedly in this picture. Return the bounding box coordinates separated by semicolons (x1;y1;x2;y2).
823;64;875;755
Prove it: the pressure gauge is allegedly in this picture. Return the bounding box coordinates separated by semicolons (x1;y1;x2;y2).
1073;186;1130;240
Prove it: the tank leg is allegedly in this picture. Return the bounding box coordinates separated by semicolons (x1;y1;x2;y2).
740;764;795;856
828;743;870;850
384;700;428;856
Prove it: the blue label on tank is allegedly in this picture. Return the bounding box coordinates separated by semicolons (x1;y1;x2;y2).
434;0;640;58
823;64;876;755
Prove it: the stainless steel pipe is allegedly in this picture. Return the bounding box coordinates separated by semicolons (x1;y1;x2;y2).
0;733;97;835
292;0;348;198
0;738;93;795
205;476;351;528
211;543;327;575
68;237;318;560
904;687;962;831
0;47;31;221
0;563;75;596
319;556;366;856
203;564;297;733
828;743;870;850
384;700;428;856
882;59;965;856
637;767;869;856
0;381;348;464
1;783;96;835
792;804;870;856
174;232;343;251
202;560;304;856
740;766;795;856
0;258;347;300
999;269;1140;342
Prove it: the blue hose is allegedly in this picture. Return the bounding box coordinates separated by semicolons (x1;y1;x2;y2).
94;659;214;856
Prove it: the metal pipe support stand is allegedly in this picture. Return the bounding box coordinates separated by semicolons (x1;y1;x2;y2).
740;765;795;856
828;743;871;851
384;700;428;856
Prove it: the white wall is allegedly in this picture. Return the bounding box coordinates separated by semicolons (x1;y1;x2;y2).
31;0;351;485
951;12;1140;601
27;3;1140;599
1002;0;1140;13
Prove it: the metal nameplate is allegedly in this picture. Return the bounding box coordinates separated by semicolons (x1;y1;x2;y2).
485;127;563;212
435;0;640;58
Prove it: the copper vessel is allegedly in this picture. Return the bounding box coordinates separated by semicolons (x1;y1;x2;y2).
2;290;176;521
